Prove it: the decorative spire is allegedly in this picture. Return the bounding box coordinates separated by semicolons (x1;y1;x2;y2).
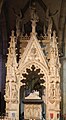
11;30;14;37
45;8;53;39
15;10;23;37
47;17;52;39
49;30;61;76
5;31;18;119
6;30;18;82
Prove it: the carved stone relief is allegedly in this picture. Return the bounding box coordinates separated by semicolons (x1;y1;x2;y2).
49;81;55;99
24;104;42;119
5;82;10;99
11;83;18;103
55;82;61;98
28;46;40;61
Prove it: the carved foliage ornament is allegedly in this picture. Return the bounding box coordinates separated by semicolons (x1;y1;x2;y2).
49;81;61;103
21;65;45;97
28;46;40;61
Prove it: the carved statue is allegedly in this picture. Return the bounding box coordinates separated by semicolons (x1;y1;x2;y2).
46;8;52;33
46;8;58;34
55;82;60;98
30;2;39;22
11;83;18;99
46;8;58;21
31;8;39;22
13;8;23;31
16;11;23;31
6;82;10;98
50;82;55;98
30;3;39;34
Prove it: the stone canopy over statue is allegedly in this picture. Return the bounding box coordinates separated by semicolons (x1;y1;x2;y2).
4;2;61;120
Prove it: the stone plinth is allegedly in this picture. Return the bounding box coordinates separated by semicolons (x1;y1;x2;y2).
23;91;43;120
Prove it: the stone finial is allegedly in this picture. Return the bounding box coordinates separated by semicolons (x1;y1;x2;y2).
31;20;36;34
11;30;15;37
53;30;56;38
47;18;52;32
43;25;46;35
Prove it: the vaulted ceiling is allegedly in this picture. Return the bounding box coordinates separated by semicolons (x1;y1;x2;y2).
0;0;66;52
1;0;62;32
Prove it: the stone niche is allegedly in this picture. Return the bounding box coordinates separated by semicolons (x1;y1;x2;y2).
23;91;43;120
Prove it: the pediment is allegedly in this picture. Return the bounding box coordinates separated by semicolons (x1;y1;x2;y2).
19;34;48;70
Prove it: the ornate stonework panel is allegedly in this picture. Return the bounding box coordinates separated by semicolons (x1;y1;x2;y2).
24;104;42;119
18;33;48;71
5;82;10;101
11;82;18;103
4;9;61;120
24;91;42;120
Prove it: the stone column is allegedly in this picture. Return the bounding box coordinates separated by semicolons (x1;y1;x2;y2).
62;24;66;116
58;0;66;55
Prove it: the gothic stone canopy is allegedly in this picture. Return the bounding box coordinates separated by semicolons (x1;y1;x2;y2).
5;7;61;120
